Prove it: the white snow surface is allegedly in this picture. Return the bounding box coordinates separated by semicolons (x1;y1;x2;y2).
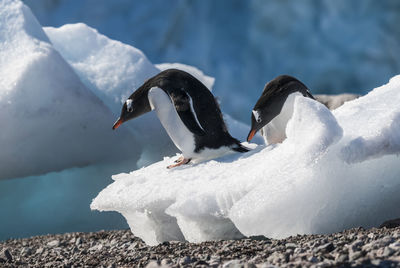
0;0;137;179
92;78;400;245
44;23;159;114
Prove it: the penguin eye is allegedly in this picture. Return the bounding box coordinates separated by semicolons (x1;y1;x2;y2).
126;99;133;113
252;110;262;123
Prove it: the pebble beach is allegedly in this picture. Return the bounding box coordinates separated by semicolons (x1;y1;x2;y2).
1;224;400;267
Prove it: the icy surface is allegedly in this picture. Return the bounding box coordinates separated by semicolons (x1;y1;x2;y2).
0;0;137;179
92;78;400;245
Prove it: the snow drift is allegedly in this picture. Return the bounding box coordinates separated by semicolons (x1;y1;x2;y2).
92;77;400;245
0;0;138;179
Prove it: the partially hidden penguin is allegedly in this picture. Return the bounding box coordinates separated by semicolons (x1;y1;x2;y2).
247;75;315;144
113;69;249;168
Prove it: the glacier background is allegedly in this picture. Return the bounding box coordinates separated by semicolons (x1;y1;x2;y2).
1;0;400;241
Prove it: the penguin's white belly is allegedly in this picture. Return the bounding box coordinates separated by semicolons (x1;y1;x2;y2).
262;92;300;145
148;87;196;158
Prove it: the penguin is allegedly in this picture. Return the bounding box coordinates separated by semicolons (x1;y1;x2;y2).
247;75;315;144
113;69;249;168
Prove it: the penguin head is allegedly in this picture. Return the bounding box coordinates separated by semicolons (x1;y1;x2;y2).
247;109;265;142
112;87;152;130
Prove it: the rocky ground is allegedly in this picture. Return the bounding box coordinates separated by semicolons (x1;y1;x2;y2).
1;224;400;267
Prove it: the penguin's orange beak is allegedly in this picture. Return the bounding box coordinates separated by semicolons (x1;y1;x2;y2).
247;129;257;142
112;118;124;130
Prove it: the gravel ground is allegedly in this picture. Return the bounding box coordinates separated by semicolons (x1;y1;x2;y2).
1;225;400;267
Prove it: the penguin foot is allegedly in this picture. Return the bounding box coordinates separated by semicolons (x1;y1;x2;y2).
167;158;191;169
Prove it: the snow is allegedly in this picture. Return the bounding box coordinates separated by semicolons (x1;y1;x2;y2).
0;0;138;179
92;78;400;245
44;23;159;114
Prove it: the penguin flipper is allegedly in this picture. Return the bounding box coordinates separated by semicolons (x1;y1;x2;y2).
168;89;206;136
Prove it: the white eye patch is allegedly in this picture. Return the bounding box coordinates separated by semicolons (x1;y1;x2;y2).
126;99;133;112
252;110;262;123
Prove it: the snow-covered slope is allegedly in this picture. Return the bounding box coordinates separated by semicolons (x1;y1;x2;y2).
0;0;138;179
92;77;400;245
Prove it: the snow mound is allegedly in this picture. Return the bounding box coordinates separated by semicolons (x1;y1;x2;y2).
92;78;400;245
44;23;159;114
0;1;137;179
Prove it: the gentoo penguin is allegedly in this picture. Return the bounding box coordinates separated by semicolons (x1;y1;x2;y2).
113;69;249;168
247;75;315;144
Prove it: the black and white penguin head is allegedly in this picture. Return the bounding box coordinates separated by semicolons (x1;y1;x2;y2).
247;108;266;141
247;75;314;142
112;87;152;130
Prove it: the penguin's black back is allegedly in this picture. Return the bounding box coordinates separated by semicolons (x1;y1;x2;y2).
143;69;243;152
254;75;314;111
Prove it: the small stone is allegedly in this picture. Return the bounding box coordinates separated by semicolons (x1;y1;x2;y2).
285;242;298;249
149;253;157;260
383;246;394;257
307;256;318;263
389;242;400;249
317;242;334;253
179;256;193;265
367;233;374;239
89;244;103;251
371;259;382;266
349;251;362;261
294;247;304;254
160;258;172;265
349;239;363;252
75;237;82;245
335;254;348;262
47;239;60;247
1;249;13;262
21;247;32;256
36;247;44;254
